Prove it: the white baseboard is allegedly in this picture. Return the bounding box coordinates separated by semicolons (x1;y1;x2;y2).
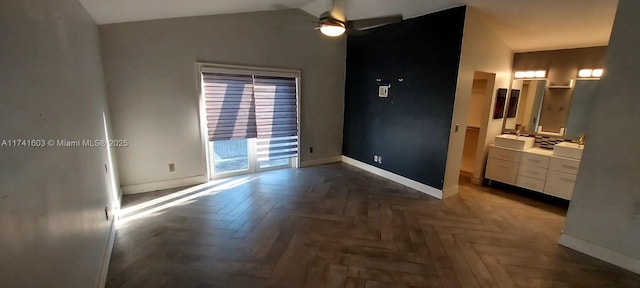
300;156;342;168
341;156;443;199
559;233;640;274
470;177;483;185
97;218;117;288
442;185;459;198
121;175;207;195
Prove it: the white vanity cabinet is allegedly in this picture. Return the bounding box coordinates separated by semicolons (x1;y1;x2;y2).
544;157;580;200
516;151;550;192
485;145;580;200
485;146;520;185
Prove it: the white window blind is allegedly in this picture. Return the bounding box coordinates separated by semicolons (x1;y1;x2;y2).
254;76;299;161
202;73;257;140
202;71;299;161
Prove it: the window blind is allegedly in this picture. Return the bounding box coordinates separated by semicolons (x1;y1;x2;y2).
202;73;257;140
253;76;299;161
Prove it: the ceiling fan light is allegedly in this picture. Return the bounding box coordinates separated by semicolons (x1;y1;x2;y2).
320;23;346;37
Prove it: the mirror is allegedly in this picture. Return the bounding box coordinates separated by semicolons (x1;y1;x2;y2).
504;80;546;133
503;79;599;139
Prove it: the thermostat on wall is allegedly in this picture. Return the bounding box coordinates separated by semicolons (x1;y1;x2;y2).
378;85;389;97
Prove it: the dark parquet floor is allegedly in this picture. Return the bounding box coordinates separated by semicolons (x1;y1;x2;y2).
106;163;640;288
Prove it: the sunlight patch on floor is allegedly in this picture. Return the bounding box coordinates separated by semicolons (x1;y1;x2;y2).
117;175;258;226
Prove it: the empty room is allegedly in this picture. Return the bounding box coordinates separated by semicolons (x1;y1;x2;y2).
2;0;640;287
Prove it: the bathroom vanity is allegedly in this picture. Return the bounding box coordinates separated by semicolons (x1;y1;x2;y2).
482;46;603;201
485;135;583;200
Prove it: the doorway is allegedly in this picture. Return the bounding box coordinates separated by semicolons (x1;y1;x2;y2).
460;71;496;183
198;64;300;180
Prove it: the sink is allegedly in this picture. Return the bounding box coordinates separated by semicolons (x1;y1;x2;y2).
553;142;584;160
494;134;535;150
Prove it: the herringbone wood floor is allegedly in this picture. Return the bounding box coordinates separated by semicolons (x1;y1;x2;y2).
106;163;640;288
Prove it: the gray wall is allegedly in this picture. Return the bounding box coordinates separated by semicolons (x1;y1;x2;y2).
562;0;640;264
99;9;346;187
0;0;119;286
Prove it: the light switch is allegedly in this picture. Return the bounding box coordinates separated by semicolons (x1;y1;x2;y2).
378;85;389;97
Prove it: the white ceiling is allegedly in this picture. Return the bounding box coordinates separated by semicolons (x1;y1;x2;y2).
79;0;618;52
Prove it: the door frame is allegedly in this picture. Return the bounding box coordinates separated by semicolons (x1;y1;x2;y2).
195;62;301;180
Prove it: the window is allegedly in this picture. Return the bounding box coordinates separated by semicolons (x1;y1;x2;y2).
198;64;300;178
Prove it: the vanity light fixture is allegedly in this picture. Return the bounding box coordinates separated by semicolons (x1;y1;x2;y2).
578;69;593;77
514;70;546;79
592;69;604;77
578;68;604;78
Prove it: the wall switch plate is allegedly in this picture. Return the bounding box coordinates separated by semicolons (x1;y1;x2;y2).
169;163;175;172
374;155;379;162
378;85;389;97
378;156;382;164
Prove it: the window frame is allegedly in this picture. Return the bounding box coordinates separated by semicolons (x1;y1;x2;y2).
195;62;301;180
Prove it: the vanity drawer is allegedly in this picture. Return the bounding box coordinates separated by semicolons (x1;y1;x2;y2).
549;157;580;175
544;170;577;200
517;164;547;181
520;152;550;168
486;158;518;185
516;175;545;192
489;146;521;163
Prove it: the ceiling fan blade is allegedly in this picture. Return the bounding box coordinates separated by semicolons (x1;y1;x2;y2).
346;29;369;36
347;15;403;30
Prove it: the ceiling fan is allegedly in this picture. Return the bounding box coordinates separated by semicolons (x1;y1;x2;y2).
317;0;402;37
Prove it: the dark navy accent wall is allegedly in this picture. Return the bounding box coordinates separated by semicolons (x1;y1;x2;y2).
342;6;466;189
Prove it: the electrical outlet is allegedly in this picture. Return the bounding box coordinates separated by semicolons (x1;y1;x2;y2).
169;163;175;172
309;147;313;153
378;156;383;164
104;206;109;221
374;155;379;162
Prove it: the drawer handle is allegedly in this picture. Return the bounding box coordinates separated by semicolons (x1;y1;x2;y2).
561;165;578;170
